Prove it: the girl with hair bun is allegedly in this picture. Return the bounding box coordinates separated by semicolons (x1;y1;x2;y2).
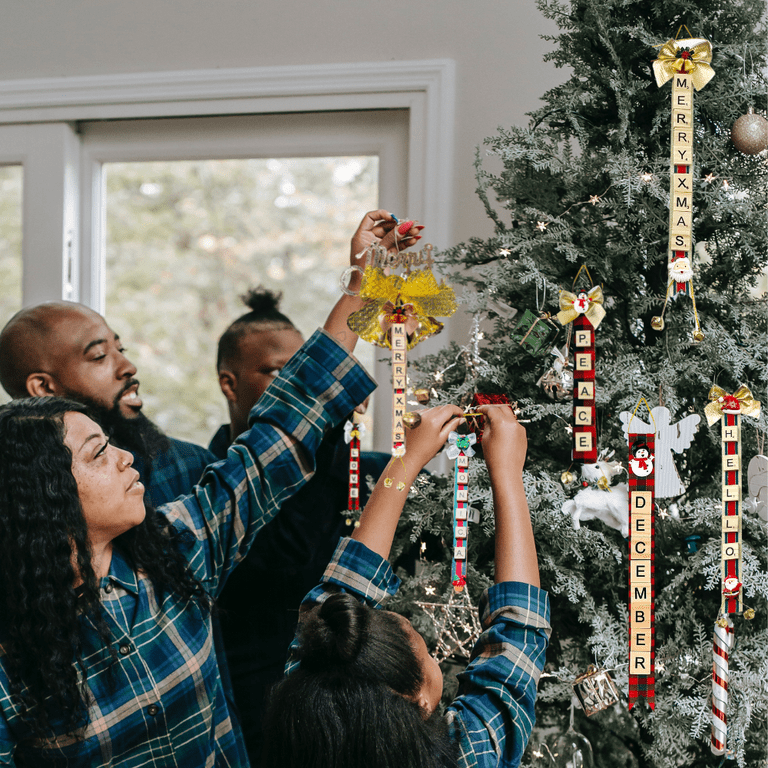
262;404;551;768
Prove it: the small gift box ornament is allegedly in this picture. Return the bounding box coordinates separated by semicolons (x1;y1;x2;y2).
510;309;559;356
573;665;620;716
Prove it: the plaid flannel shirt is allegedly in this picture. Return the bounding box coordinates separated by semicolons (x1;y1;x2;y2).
0;329;375;768
132;437;216;511
287;537;551;768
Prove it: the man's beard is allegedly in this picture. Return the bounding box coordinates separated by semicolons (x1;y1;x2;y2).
65;381;171;463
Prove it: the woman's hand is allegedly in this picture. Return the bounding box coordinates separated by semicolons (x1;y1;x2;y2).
349;210;422;278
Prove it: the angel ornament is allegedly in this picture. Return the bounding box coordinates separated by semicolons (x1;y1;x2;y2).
620;406;701;498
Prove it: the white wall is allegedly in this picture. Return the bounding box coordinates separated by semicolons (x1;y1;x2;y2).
3;0;564;251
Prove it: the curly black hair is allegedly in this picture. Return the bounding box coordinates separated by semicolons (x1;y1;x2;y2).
0;397;210;741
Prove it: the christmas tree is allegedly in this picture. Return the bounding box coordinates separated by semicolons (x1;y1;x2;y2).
385;1;768;766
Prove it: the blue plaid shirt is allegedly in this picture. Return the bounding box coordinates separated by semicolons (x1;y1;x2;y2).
287;537;551;768
133;438;216;510
0;329;375;767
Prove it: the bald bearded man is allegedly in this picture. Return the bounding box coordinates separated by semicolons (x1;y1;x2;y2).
0;301;215;508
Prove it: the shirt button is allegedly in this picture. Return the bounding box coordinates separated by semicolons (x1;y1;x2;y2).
104;583;113;594
118;643;131;656
147;704;159;716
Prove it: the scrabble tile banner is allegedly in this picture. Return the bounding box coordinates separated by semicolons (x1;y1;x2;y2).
446;432;477;593
391;322;407;457
704;385;761;615
343;419;364;525
651;35;714;339
572;315;597;462
556;267;606;463
628;432;656;710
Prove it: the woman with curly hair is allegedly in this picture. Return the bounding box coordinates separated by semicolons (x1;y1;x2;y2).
0;211;414;767
262;404;551;768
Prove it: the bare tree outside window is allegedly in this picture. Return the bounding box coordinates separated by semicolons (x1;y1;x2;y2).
104;156;379;448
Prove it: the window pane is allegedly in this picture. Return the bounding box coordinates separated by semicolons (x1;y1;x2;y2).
104;156;378;448
0;166;23;405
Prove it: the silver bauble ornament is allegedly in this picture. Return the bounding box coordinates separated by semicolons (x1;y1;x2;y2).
731;107;768;155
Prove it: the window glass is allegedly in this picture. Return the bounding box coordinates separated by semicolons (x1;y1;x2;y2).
0;165;23;404
104;156;378;448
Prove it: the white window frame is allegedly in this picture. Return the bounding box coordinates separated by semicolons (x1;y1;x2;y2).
0;59;455;307
0;59;455;453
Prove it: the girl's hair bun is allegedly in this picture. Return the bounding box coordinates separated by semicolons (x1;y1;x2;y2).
300;593;367;665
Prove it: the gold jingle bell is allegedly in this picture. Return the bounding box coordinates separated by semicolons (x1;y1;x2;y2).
692;329;705;343
413;388;431;405
716;617;729;628
744;608;756;620
403;411;422;429
561;470;576;486
651;315;665;332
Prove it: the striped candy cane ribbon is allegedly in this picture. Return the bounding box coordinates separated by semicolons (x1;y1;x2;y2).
446;431;476;593
711;617;734;756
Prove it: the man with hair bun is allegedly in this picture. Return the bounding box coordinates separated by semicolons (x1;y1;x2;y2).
212;285;391;764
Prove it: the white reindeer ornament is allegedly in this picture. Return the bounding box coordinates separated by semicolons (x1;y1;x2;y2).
562;453;629;536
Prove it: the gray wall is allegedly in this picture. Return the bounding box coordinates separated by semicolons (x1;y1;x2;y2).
3;0;564;249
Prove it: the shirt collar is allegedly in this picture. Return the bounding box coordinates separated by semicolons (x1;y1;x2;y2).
106;546;139;595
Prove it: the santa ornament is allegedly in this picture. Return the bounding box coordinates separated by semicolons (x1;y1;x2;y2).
651;31;714;342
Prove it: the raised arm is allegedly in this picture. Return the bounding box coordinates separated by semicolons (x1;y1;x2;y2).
351;405;464;558
323;209;421;353
477;404;540;587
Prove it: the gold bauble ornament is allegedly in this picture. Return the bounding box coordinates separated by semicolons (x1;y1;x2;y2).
651;315;665;331
692;329;705;343
413;388;431;404
403;411;422;429
744;607;756;620
561;470;576;486
731;107;768;155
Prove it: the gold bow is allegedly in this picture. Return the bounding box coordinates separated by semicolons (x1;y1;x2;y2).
556;285;606;329
347;266;457;349
705;385;761;426
653;38;715;91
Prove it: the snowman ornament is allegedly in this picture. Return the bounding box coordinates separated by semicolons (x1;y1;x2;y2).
629;442;654;477
573;290;590;313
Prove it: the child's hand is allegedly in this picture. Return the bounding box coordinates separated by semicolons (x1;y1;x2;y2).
477;404;527;475
404;405;464;470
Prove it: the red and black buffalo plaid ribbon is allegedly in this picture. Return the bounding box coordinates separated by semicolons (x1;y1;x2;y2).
572;314;597;462
722;412;741;615
628;432;655;710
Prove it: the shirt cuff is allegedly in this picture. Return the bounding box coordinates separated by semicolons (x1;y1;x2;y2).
321;537;400;607
479;582;551;633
